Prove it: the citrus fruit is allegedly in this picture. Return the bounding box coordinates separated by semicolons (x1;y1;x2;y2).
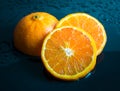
14;12;58;56
41;26;97;80
56;13;107;55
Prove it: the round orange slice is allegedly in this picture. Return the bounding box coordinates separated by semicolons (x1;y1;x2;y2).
56;13;107;55
41;26;97;80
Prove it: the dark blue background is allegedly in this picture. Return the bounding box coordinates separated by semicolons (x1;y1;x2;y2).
0;0;120;91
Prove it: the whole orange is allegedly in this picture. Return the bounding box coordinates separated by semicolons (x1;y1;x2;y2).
14;12;58;56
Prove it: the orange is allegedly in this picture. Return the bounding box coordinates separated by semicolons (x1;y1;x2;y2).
41;26;97;80
56;13;107;55
14;12;58;56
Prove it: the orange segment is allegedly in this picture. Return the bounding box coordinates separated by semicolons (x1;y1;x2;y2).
56;13;107;55
41;26;97;80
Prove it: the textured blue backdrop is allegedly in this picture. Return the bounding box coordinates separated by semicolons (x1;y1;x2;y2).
0;0;120;91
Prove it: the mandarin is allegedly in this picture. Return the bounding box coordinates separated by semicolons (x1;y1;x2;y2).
14;12;58;56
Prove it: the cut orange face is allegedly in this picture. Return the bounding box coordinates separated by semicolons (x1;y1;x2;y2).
41;26;97;80
56;13;107;55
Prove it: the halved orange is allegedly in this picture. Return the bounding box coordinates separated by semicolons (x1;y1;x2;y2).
41;26;97;80
56;13;107;55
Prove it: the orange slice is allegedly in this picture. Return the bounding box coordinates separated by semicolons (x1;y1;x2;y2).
41;26;97;80
56;13;107;55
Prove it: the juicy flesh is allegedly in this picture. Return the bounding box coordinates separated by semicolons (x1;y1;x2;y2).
45;28;93;75
59;15;104;51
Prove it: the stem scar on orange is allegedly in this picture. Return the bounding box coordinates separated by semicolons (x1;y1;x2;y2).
41;26;97;80
14;12;58;56
56;13;107;55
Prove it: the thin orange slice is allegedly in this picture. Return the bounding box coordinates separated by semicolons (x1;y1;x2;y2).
56;13;107;55
41;26;97;80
